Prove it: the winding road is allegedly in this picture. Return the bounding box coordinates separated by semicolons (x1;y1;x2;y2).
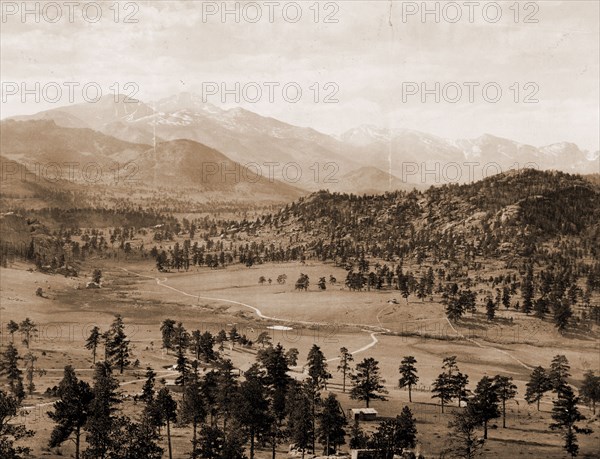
120;267;384;360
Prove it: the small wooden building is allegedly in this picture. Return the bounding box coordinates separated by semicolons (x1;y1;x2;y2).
349;408;378;421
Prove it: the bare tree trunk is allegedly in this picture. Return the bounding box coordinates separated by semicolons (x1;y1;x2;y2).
75;426;80;459
166;418;173;459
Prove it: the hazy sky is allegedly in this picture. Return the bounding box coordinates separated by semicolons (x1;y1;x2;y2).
1;0;599;151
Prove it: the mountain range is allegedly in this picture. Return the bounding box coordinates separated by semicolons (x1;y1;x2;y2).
3;92;598;203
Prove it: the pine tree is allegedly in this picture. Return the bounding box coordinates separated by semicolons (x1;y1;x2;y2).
286;348;299;367
287;384;314;459
349;357;388;408
336;347;353;393
369;406;417;458
0;343;25;399
111;416;163;459
105;315;130;373
396;406;418;453
550;385;592;458
0;389;34;458
307;344;331;391
48;365;93;459
160;319;176;354
24;352;45;395
235;364;271;459
181;363;206;458
84;362;121;459
486;297;496;321
85;326;102;365
580;370;600;414
549;355;571;392
553;299;573;333
470;376;500;439
522;264;534;314
215;359;238;435
398;356;419;402
257;343;292;458
493;375;517;428
19;318;37;349
316;393;347;455
431;372;453;413
525;366;552;410
256;331;272;348
443;405;485;459
156;388;177;459
6;320;19;343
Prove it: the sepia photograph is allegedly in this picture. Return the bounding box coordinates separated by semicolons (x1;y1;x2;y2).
0;1;599;458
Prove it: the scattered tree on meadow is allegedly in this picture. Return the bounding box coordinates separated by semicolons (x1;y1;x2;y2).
337;347;354;393
318;277;327;290
23;352;45;395
19;318;37;349
160;319;176;354
85;326;102;365
92;269;102;284
398;356;419;402
350;357;388;408
431;372;453;414
256;331;272;348
580;370;600;414
295;273;310;291
493;375;517;428
432;356;469;412
525;366;552;410
470;376;500;440
6;320;19;343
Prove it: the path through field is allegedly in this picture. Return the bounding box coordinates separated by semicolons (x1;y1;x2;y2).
120;267;383;360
